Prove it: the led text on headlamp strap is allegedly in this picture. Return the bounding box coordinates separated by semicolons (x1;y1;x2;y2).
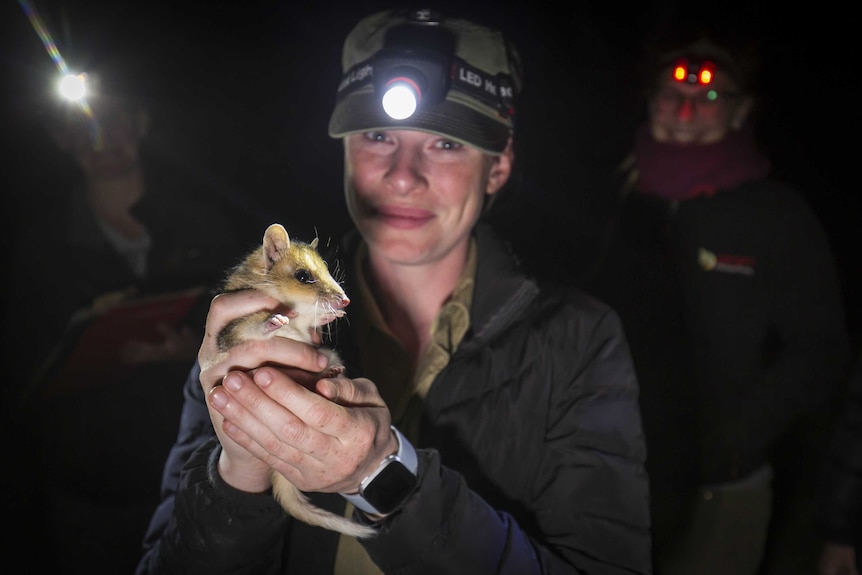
336;56;515;119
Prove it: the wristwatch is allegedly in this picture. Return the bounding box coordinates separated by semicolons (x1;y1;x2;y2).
340;425;418;516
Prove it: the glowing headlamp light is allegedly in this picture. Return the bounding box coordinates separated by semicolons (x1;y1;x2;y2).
672;58;716;86
58;72;88;101
381;76;420;119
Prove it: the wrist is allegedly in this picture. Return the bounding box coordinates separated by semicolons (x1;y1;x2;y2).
340;425;419;516
217;448;273;494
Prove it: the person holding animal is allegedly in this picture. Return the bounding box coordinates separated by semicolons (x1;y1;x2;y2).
136;7;651;574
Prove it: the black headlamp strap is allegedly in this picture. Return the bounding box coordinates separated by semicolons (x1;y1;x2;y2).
335;56;514;119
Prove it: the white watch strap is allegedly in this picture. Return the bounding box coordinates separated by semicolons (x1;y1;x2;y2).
340;425;417;514
390;425;418;474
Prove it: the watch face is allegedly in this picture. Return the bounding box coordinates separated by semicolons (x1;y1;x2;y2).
363;461;417;515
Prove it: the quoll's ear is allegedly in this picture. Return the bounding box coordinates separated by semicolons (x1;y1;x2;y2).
310;237;319;250
263;224;291;270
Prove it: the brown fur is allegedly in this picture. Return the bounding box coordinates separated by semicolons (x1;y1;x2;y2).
218;223;375;538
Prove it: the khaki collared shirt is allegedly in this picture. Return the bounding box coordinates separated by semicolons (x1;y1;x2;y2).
333;238;477;575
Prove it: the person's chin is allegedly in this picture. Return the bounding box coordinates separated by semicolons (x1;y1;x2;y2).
365;223;434;262
665;128;727;145
666;131;703;144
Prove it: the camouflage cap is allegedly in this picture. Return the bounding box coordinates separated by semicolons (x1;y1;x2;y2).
328;8;521;154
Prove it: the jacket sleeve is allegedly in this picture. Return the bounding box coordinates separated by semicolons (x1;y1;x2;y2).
720;191;852;478
135;362;288;575
361;305;652;574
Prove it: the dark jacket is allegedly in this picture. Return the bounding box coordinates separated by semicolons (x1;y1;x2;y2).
583;179;851;494
816;349;862;566
136;223;652;574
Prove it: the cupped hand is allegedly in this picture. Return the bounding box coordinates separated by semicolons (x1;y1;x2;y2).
211;367;397;495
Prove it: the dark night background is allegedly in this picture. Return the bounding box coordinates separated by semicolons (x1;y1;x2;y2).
2;0;859;336
0;1;860;571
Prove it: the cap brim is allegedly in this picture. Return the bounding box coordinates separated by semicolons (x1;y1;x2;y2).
328;90;510;154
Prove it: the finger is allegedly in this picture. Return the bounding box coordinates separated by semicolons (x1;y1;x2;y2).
205;290;283;339
317;378;340;403
317;377;386;409
253;367;339;431
206;336;331;380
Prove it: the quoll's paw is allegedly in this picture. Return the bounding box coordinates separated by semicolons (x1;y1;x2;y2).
265;313;291;333
321;365;346;378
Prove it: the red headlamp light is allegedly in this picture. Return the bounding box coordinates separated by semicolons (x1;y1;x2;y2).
672;58;716;85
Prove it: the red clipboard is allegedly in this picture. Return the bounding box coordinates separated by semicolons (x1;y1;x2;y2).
42;287;204;396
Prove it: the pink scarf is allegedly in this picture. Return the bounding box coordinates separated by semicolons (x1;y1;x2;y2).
633;125;771;200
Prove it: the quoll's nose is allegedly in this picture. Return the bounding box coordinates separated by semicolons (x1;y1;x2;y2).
336;295;350;309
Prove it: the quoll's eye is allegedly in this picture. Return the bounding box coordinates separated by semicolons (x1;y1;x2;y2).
295;269;316;284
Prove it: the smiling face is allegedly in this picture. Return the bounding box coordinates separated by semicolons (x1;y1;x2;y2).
343;129;512;267
648;66;753;145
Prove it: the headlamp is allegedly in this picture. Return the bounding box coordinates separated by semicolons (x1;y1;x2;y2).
372;14;453;121
672;58;716;86
333;11;515;124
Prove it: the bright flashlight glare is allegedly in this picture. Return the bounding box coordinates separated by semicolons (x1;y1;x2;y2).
382;83;418;120
59;73;87;101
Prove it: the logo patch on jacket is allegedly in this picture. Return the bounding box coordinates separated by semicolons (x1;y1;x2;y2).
697;248;756;276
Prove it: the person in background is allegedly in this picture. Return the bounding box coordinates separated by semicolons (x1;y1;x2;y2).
579;23;852;575
136;7;652;574
9;69;245;385
3;65;247;574
816;346;862;575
